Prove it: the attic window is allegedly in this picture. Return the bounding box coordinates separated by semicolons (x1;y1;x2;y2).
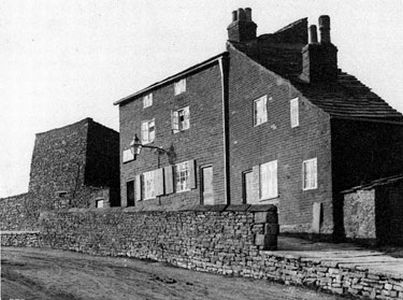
143;93;153;108
253;95;268;126
290;97;299;128
174;79;186;95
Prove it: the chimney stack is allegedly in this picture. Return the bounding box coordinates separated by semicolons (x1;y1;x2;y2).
300;16;338;84
309;25;318;44
227;7;257;43
319;15;331;43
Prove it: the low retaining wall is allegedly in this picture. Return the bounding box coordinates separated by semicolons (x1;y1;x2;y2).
1;231;41;247
3;206;403;299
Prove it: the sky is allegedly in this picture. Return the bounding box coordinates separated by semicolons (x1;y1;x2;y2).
1;0;402;197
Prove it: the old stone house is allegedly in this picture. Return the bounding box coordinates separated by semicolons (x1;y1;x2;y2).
114;8;403;239
0;118;120;230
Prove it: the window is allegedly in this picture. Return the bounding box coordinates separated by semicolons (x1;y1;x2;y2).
123;149;134;163
260;160;278;199
143;93;153;108
303;158;317;190
143;170;156;200
254;95;268;126
174;78;186;95
201;166;214;205
175;161;190;192
290;97;299;128
126;180;135;206
141;119;155;144
172;106;190;133
95;199;104;208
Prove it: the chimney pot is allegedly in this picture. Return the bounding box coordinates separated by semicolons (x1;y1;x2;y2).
245;8;252;21
238;8;246;21
318;15;331;43
309;25;318;44
232;10;238;22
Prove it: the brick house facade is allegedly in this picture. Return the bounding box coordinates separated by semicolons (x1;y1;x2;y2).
115;8;403;238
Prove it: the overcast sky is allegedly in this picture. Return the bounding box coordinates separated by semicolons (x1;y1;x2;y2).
1;0;402;197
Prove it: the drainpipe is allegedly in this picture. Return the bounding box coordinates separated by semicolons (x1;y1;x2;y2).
219;53;231;205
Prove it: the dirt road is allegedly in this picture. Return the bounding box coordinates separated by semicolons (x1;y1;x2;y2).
1;247;345;300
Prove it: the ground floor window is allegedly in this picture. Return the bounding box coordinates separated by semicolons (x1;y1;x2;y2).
175;161;190;192
260;160;278;199
143;170;156;199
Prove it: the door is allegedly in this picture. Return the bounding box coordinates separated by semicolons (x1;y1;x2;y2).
201;166;214;205
243;171;253;204
126;180;135;206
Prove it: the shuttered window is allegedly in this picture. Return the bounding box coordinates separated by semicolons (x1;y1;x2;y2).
253;95;268;126
174;78;186;95
175;160;196;192
141;119;155;144
122;149;134;163
172;106;190;133
260;160;278;199
290;97;299;128
303;158;317;190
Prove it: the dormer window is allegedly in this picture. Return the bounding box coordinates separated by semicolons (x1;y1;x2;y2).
174;79;186;95
143;93;153;108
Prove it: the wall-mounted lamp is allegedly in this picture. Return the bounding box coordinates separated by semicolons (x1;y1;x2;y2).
130;134;169;161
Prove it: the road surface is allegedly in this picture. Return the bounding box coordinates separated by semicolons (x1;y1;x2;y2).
1;247;345;300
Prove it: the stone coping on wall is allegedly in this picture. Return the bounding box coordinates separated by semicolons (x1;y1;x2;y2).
63;204;276;214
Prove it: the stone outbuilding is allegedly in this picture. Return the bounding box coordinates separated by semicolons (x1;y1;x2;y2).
343;174;403;245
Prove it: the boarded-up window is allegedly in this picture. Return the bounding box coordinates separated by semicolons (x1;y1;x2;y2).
143;170;156;200
164;166;174;194
143;93;153;108
303;158;317;190
123;149;134;163
290;97;299;128
260;160;278;199
155;168;164;196
141;119;155;144
253;95;268;126
201;166;213;205
174;78;186;95
135;175;142;201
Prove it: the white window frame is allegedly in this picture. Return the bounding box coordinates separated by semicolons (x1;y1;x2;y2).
172;106;190;133
259;160;278;200
174;78;186;95
141;119;155;144
303;158;318;191
253;95;268;126
290;97;299;128
143;170;156;200
143;93;153;108
95;199;104;208
175;161;190;193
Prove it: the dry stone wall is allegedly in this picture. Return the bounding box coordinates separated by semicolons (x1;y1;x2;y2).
3;206;403;299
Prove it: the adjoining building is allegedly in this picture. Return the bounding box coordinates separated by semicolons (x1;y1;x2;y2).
114;8;403;239
0;118;120;230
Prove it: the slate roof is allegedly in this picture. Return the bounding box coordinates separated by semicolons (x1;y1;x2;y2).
231;18;403;121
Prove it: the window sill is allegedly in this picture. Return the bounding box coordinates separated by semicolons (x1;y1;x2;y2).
303;187;317;192
123;159;135;164
176;188;190;194
259;196;279;205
